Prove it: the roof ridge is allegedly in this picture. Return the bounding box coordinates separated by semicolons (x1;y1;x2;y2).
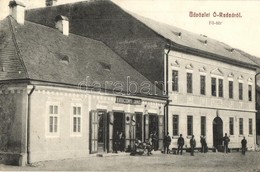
7;16;29;79
26;0;112;11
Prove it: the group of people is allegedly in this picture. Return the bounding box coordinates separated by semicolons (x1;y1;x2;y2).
163;133;206;156
163;132;248;156
117;131;159;154
116;131;248;156
132;131;159;155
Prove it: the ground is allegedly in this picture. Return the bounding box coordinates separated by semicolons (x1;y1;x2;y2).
0;151;260;171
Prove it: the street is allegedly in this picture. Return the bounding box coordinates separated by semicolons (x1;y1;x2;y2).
0;151;260;171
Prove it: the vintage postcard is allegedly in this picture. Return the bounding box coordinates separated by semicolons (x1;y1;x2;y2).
0;0;260;171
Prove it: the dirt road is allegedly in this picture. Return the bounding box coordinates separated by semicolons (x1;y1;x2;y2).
0;151;260;171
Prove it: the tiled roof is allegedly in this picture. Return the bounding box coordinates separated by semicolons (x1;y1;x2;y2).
0;16;164;97
0;17;27;80
25;0;259;69
129;12;258;67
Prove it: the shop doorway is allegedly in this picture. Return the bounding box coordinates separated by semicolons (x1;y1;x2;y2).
136;113;143;141
149;114;159;150
213;116;223;151
144;114;163;150
113;112;125;152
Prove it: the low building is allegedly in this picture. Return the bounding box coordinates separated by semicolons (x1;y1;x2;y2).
25;0;260;152
0;1;166;165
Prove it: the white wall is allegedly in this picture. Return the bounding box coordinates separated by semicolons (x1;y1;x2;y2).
167;50;256;150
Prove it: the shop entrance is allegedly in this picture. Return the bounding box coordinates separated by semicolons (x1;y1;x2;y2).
213;116;223;151
113;112;125;152
136;113;143;141
148;114;159;150
144;114;163;150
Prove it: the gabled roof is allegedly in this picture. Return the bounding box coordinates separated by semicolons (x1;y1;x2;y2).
0;16;164;97
25;0;259;69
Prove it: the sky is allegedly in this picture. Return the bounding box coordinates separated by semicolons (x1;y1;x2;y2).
1;0;260;58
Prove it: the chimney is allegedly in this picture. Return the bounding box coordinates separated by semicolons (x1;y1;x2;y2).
55;15;69;36
46;0;58;7
9;0;26;25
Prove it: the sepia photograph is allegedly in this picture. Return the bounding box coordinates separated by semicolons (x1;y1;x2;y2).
0;0;260;171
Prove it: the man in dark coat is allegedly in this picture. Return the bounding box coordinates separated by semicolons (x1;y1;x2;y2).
200;135;207;153
190;135;196;156
241;136;247;155
177;134;184;155
163;132;172;154
223;133;230;153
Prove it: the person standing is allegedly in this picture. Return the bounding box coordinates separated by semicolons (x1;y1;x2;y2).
119;131;125;152
149;133;154;153
223;133;230;154
200;135;207;153
152;132;158;151
190;135;196;156
204;136;208;153
177;134;184;155
163;132;172;154
113;131;120;153
241;136;247;155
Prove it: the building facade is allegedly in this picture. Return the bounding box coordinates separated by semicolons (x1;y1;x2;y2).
24;0;260;152
167;50;256;150
0;1;166;165
28;85;165;162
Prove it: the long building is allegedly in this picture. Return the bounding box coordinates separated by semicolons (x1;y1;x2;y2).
25;0;260;152
0;1;166;165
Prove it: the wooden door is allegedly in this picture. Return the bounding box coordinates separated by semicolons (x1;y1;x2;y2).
158;115;164;150
89;110;98;154
107;112;114;153
130;113;136;149
125;113;131;150
144;114;149;141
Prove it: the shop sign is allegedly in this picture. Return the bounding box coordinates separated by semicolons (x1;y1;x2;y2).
116;96;142;105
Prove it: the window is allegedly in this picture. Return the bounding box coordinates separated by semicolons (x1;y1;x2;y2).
172;70;178;91
172;115;179;136
239;118;243;135
248;85;252;101
211;78;216;96
73;106;81;133
239;83;243;100
49;105;59;134
187;116;193;136
249;118;253;135
229;117;234;135
201;116;206;136
229;81;233;99
187;73;193;93
218;79;223;97
200;75;206;95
